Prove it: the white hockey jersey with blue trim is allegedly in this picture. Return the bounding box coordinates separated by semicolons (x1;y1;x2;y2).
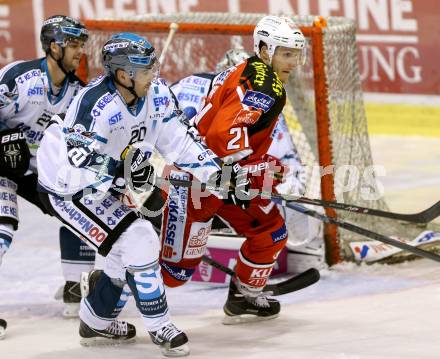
37;76;221;197
0;58;83;172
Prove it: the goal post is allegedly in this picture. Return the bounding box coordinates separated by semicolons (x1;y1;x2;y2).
79;13;430;265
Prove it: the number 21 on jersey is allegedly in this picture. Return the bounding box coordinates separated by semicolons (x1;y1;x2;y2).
227;127;249;150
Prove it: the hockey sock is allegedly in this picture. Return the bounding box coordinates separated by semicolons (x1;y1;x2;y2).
79;271;129;330
59;226;95;282
126;264;170;331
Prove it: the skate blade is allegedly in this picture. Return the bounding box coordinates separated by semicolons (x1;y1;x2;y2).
62;303;80;318
222;313;279;325
160;343;190;357
80;336;136;347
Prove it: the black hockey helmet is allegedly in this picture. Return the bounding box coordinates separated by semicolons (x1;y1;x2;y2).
40;15;89;53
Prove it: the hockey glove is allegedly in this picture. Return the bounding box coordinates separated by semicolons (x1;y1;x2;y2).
224;155;287;209
121;146;156;194
0;128;30;178
220;162;256;209
238;154;286;192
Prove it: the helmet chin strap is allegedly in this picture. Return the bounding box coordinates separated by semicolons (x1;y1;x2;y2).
48;46;73;77
113;75;139;107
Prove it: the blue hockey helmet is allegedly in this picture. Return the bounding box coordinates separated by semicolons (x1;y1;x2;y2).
102;33;157;79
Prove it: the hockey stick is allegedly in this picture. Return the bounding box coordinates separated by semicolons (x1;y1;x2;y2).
285;202;440;263
154;176;440;224
280;196;440;224
201;255;320;296
159;22;179;64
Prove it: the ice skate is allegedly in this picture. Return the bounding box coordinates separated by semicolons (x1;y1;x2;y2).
0;319;7;340
79;319;136;346
62;281;81;318
223;280;280;325
149;322;190;357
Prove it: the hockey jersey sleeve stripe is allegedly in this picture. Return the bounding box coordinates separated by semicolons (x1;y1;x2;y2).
62;127;108;144
0;58;43;91
72;78;110;131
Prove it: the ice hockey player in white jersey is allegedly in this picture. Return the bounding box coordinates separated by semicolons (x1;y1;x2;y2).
0;15;93;329
36;32;223;356
170;48;324;272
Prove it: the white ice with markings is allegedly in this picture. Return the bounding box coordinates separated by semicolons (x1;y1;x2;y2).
1;136;440;358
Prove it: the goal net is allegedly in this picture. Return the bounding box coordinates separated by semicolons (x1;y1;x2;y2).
81;13;439;265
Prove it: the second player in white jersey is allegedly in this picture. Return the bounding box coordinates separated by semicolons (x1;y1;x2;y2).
37;32;221;356
0;15;93;320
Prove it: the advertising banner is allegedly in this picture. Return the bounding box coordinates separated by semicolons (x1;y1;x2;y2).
0;0;438;95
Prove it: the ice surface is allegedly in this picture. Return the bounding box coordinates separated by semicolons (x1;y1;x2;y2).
1;136;440;358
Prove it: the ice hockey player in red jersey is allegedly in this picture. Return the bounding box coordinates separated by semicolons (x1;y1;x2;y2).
159;15;307;324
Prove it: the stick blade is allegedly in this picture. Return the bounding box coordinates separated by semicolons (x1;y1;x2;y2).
264;268;320;296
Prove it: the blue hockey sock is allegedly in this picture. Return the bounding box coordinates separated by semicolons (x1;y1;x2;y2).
59;226;95;282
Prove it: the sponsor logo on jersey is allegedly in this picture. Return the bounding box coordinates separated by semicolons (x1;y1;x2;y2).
272;73;283;97
251;62;269;87
232;108;261;125
17;124;44;146
177;92;201;104
162;171;189;263
153;96;169;109
161;262;195;282
108;111;122;125
27;86;44;97
91;93;113;116
107;217;116;226
242;90;275;113
182;76;210;87
271;224;287;243
52;197;108;246
184;222;211;259
16;69;40;85
197;149;215;162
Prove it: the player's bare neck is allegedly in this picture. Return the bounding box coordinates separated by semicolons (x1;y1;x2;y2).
114;82;137;107
46;55;66;88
